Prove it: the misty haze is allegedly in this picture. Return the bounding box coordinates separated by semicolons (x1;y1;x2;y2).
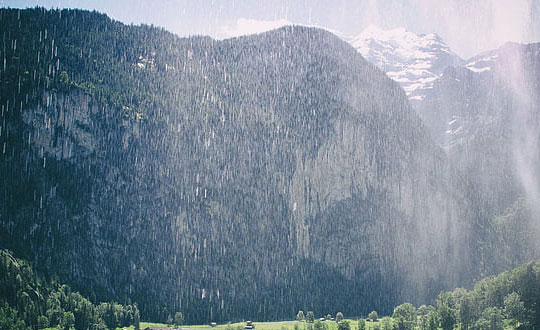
1;1;540;330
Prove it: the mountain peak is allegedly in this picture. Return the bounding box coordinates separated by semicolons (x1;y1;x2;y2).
346;26;463;101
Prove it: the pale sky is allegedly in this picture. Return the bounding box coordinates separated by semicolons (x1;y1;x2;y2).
1;0;539;58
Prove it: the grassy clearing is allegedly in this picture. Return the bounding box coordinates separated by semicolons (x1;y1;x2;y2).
129;319;380;330
36;319;382;330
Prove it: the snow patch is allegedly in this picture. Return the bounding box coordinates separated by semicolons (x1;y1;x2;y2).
346;25;462;101
465;54;498;73
466;65;491;73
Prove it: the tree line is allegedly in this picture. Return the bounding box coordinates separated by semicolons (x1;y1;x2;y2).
294;260;540;330
0;250;140;330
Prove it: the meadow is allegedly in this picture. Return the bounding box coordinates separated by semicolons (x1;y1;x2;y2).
117;319;380;330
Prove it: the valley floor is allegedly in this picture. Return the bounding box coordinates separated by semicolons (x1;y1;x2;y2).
123;319;370;330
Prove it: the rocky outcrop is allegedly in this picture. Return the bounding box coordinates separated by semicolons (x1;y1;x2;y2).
1;8;475;323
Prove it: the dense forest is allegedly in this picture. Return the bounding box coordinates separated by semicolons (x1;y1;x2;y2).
1;6;539;325
298;260;540;330
387;260;540;330
0;250;139;330
2;248;540;330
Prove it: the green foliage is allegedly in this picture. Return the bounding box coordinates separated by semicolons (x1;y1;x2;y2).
59;71;70;84
386;268;537;330
481;308;503;330
307;312;315;323
417;305;436;330
380;317;394;330
471;317;490;330
134;309;141;330
438;303;456;330
0;302;31;330
297;311;305;322
314;320;327;330
337;321;350;330
433;260;540;330
367;311;378;322
392;303;416;330
426;311;439;330
356;261;540;330
472;308;504;330
357;318;366;330
61;311;75;330
437;293;457;330
0;251;138;330
482;198;539;275
174;312;184;327
458;295;475;330
503;292;526;324
37;315;49;329
336;312;344;323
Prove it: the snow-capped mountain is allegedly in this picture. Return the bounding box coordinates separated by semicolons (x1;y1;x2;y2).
345;25;463;101
465;53;499;73
416;41;540;149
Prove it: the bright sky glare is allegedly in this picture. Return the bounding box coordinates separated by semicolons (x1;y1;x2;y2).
1;0;539;58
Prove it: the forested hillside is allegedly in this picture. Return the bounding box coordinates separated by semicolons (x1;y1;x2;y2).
358;260;540;330
0;250;139;330
429;260;540;330
0;7;533;324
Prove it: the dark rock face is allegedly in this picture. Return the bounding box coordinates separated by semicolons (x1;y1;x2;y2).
1;8;472;322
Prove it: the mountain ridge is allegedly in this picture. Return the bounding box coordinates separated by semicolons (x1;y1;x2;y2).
344;25;463;101
2;7;537;325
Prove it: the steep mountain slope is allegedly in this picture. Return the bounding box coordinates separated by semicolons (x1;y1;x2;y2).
347;25;463;101
417;43;540;147
0;250;139;330
1;8;473;323
341;23;540;292
415;42;540;275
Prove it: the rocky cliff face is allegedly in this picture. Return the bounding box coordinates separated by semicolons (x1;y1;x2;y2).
1;8;473;322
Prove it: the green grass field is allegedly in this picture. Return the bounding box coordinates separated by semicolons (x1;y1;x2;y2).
116;319;381;330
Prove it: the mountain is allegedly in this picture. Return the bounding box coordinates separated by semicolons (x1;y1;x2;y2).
346;25;463;102
349;23;540;275
414;41;540;275
0;8;476;323
416;42;540;147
